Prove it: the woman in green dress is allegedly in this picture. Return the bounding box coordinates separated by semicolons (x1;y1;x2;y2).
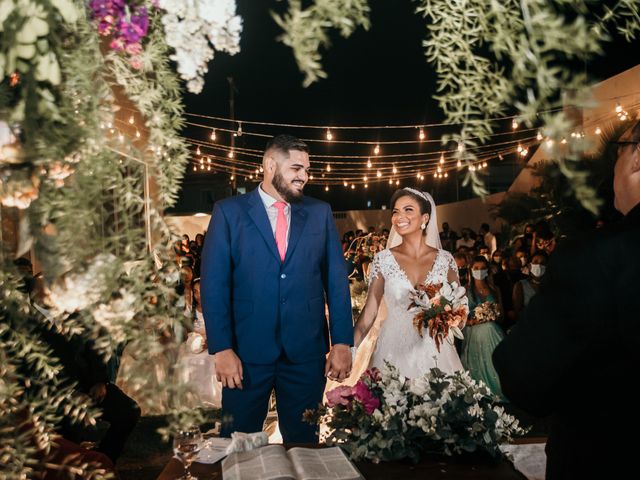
461;256;507;401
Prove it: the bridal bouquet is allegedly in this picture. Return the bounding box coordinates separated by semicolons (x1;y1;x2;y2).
304;363;526;463
467;301;501;326
408;281;467;351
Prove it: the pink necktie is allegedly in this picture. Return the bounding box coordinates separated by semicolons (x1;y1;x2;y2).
273;201;287;261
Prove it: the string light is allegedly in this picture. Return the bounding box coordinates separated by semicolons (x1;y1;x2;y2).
135;129;141;138
200;165;205;170
207;157;212;163
373;144;380;155
595;126;602;135
439;154;445;164
536;131;543;141
444;172;448;178
456;159;462;168
419;129;425;141
128;115;135;124
367;158;372;168
457;142;465;153
230;174;235;180
395;179;399;185
259;166;264;173
326;129;333;141
512;119;518;130
193;165;197;171
228;150;234;158
376;170;382;177
615;102;623;114
389;179;393;184
326;164;331;172
437;165;442;173
237;122;243;137
325;185;329;191
309;174;314;180
364;183;368;188
196;146;201;155
363;176;368;182
546;138;554;148
517;144;523;153
207;165;211;171
392;165;397;174
344;181;348;187
482;161;488;168
560;138;567;145
433;172;438;178
210;129;217;141
351;184;355;189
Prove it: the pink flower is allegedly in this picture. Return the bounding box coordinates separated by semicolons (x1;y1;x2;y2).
125;42;142;55
326;385;353;408
363;368;382;382
129;56;143;70
110;38;125;51
353;380;380;414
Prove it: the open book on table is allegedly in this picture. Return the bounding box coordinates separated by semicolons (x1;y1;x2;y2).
221;445;364;480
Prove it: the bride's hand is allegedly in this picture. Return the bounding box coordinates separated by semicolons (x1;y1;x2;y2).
325;344;352;382
214;349;243;389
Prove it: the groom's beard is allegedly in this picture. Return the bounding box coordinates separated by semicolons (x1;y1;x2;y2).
273;168;304;203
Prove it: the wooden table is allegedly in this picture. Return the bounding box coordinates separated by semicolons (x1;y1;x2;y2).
156;438;545;480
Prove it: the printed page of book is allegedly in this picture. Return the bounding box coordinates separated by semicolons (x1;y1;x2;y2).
222;445;296;480
287;447;363;480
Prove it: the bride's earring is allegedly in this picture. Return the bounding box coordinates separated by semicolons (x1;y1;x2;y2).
420;222;426;230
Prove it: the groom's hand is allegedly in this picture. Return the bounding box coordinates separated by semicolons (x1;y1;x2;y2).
325;344;352;382
215;349;244;389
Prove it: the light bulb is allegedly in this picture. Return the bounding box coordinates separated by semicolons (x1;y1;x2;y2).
395;180;399;185
367;158;372;168
128;115;135;124
437;165;442;173
230;175;235;180
193;165;197;171
228;150;234;158
363;176;368;182
457;159;462;168
389;179;393;184
374;144;380;155
364;183;368;188
327;164;331;172
309;174;314;180
237;122;243;137
343;181;348;187
419;129;425;140
326;129;333;141
536;131;543;141
595;127;602;135
444;172;448;178
351;184;355;190
392;165;397;174
512;119;518;130
325;185;329;192
135;129;141;138
259;166;264;173
196;146;201;155
377;170;382;178
211;129;217;141
440;154;445;164
615;102;622;114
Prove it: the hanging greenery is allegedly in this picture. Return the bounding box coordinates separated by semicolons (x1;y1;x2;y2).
1;1;240;478
276;0;640;209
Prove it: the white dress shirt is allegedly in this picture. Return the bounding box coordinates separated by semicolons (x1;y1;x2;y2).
258;183;291;249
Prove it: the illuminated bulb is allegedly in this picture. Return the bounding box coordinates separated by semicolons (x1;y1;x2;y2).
420;175;424;180
118;133;124;143
457;159;462;168
389;179;393;184
457;143;464;153
128;115;135;124
395;180;399;185
444;172;448;178
419;129;425;140
309;174;314;180
363;176;368;182
374;144;380;155
196;146;201;155
376;170;382;178
517;144;523;153
367;158;372;168
200;165;205;170
416;172;421;179
326;164;331;172
483;162;488;168
255;168;259;174
546;138;554;148
595;127;602;135
437;165;442;173
193;165;197;171
249;174;253;179
440;154;445;164
561;138;567;145
344;181;348;187
434;172;438;178
200;158;204;164
230;175;235;180
392;165;397;174
364;183;368;188
259;166;264;173
351;184;355;190
620;113;628;121
207;165;211;171
615;102;622;114
512;119;518;130
135;129;141;138
536;131;543;141
237;122;243;137
326;129;333;141
210;129;217;141
228;150;234;158
324;185;329;192
207;157;212;163
520;148;528;157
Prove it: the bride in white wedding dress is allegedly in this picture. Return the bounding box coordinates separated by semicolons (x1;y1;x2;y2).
352;188;466;379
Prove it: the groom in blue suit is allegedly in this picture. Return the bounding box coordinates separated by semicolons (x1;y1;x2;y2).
201;134;353;442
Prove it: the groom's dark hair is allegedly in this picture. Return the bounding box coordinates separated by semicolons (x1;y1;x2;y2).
265;134;309;156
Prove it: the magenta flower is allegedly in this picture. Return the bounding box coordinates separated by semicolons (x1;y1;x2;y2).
353;380;380;414
326;385;353;408
363;368;382;382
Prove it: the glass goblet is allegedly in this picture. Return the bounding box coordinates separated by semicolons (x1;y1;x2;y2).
173;427;203;480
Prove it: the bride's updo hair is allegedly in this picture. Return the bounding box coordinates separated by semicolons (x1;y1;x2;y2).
390;189;432;217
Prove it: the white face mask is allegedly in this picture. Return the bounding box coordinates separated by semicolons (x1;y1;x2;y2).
472;269;488;280
530;264;546;278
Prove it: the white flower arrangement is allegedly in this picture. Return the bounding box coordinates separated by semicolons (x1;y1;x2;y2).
158;0;242;93
306;362;527;463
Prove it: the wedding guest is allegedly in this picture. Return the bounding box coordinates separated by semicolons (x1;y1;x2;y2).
461;256;506;400
455;228;475;250
493;121;640;478
492;255;525;332
512;251;548;320
479;223;497;254
453;252;469;287
530;220;556;257
439;222;457;252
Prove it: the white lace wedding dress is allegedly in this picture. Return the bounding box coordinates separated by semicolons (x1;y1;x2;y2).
367;248;464;378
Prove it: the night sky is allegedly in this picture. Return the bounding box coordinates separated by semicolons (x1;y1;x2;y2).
175;0;639;213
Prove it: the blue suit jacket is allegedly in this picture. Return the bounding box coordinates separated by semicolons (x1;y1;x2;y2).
200;188;353;364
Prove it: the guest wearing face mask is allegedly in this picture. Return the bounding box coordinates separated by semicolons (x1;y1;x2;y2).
453;252;470;287
512;252;548;321
461;256;507;401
